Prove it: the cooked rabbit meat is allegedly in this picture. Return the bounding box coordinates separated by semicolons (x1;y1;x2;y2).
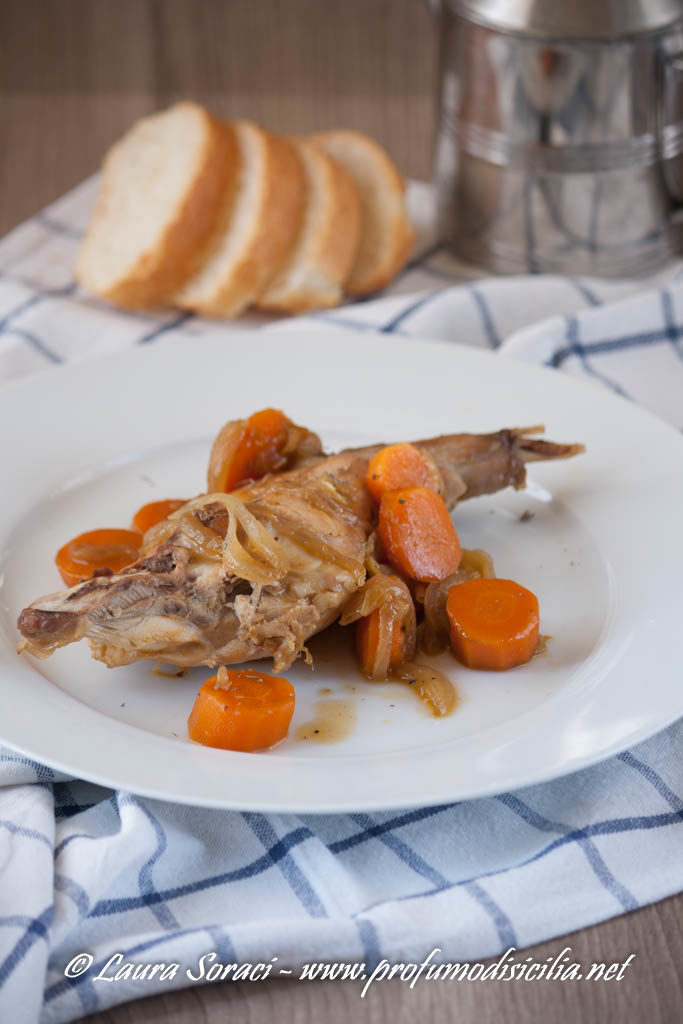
17;428;583;671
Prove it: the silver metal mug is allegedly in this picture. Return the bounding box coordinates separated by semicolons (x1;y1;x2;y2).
434;0;683;275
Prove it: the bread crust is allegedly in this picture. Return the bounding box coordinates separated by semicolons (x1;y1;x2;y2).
77;113;411;316
311;130;414;296
256;140;361;313
75;103;237;310
176;123;305;317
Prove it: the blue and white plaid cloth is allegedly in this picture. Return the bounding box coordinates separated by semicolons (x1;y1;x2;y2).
1;180;683;1023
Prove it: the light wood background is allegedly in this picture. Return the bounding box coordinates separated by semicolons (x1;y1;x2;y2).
86;898;683;1023
1;2;682;1021
0;0;436;236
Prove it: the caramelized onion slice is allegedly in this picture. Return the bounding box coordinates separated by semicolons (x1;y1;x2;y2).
218;494;291;584
340;574;416;680
143;493;289;583
460;548;496;579
421;571;472;655
340;574;410;624
420;548;496;655
143;482;366;589
393;661;457;717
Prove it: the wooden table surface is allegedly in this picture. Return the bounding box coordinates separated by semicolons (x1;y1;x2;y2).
1;2;682;1021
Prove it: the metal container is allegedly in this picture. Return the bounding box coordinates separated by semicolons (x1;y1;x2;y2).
434;0;683;274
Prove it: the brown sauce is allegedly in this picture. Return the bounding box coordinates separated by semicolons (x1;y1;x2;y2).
532;635;552;659
295;699;357;744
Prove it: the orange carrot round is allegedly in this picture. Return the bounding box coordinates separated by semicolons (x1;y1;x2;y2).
55;529;142;588
366;443;442;504
187;667;295;751
207;408;294;492
378;486;462;582
446;578;540;671
131;499;187;534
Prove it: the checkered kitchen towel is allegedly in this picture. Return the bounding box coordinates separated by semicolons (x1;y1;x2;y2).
1;179;683;1023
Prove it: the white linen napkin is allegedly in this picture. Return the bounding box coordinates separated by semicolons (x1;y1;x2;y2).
1;181;682;1024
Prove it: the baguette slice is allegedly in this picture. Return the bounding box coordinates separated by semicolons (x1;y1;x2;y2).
257;140;361;313
175;121;305;317
76;102;236;309
310;130;414;296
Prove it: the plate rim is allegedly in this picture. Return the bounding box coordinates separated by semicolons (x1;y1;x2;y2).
1;324;682;812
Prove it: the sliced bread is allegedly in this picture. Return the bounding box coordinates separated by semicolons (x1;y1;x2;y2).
257;140;361;313
75;102;236;309
174;121;305;317
310;130;414;296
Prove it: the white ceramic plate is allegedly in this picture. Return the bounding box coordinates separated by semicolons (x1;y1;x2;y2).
1;325;682;812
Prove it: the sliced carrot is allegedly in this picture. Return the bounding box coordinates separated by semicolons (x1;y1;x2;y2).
378;486;462;582
131;499;187;534
365;443;442;504
55;528;142;588
208;408;294;492
446;577;539;671
188;667;295;752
